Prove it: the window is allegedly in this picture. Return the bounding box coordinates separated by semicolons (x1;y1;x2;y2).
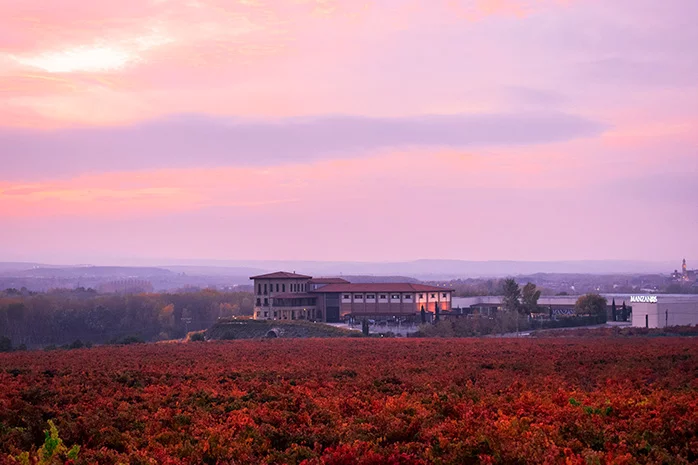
404;294;412;299
274;311;278;318
264;283;268;294
431;294;436;298
442;293;447;298
391;294;400;299
354;294;363;299
282;284;286;292
276;283;279;292
264;311;268;317
380;294;387;299
256;298;261;306
264;298;268;306
258;284;262;295
343;294;350;299
366;294;375;299
419;294;424;299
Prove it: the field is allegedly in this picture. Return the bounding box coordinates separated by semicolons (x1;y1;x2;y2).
1;339;697;464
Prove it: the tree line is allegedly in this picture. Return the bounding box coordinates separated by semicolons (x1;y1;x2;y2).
0;288;253;349
417;279;608;337
500;278;608;320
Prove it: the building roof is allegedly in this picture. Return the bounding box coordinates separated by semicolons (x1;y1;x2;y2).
308;277;351;284
249;271;313;280
346;312;418;317
310;283;454;293
271;293;317;299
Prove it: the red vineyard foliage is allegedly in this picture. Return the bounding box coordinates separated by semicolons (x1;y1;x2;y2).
1;338;697;464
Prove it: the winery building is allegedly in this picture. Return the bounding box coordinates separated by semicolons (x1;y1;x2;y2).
251;271;454;323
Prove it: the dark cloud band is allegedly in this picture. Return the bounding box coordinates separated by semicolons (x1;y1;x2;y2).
1;112;607;180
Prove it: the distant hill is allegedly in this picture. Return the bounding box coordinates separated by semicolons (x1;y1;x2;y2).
0;259;685;292
0;262;45;272
1;266;174;278
162;265;267;277
143;259;681;278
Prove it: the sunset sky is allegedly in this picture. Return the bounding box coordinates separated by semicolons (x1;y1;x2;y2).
1;0;696;264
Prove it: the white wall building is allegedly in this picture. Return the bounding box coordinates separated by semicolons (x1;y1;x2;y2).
629;295;698;328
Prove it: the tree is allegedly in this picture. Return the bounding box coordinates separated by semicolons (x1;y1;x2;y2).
622;301;627;321
0;336;11;352
361;319;369;336
7;302;26;322
420;305;426;324
611;299;617;321
501;278;521;313
521;282;541;314
434;303;440;323
575;294;607;322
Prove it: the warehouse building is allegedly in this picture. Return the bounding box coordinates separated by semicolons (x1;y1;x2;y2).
251;271;454;323
452;294;698;328
629;294;698;328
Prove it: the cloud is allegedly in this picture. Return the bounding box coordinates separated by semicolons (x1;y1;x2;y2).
0;112;607;179
504;86;566;109
583;57;698;88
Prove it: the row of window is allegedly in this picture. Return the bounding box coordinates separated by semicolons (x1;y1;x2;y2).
257;282;308;295
342;293;448;300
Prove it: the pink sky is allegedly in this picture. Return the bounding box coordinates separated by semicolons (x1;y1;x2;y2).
1;0;697;264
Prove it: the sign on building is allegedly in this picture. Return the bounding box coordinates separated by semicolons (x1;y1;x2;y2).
630;295;658;303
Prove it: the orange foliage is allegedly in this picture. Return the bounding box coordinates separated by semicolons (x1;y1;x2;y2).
0;338;697;463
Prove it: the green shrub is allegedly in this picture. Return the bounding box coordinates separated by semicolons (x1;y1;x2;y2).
13;420;80;465
117;336;145;346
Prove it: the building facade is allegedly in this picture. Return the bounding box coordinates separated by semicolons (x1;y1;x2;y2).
629;295;698;328
251;272;454;323
251;271;316;321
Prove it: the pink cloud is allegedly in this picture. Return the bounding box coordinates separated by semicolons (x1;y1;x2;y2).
1;0;696;262
0;0;590;127
6;130;692;219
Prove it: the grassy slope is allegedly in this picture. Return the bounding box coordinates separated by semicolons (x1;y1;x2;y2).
206;319;359;339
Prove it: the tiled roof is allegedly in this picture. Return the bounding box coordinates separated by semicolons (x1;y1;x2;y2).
308;277;351;284
345;312;419;316
249;271;312;280
310;283;454;293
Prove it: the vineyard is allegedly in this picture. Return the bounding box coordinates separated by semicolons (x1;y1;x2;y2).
1;338;697;464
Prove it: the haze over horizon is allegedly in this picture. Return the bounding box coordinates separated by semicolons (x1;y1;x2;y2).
2;0;696;264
